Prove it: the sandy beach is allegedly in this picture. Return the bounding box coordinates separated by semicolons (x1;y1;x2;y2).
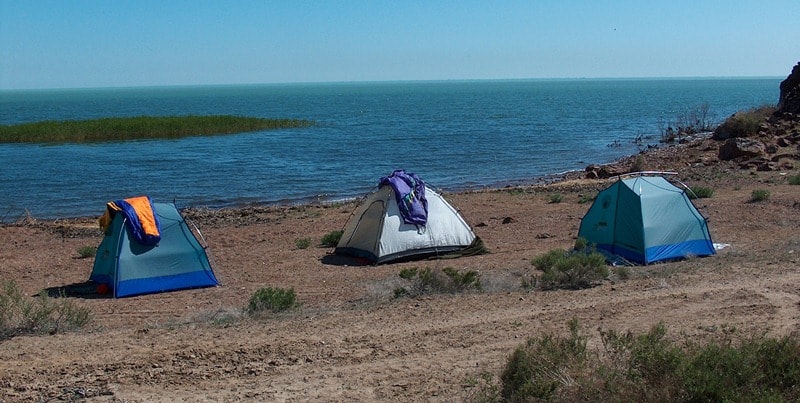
1;134;799;401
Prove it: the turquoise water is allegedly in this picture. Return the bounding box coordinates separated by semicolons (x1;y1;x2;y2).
0;78;780;220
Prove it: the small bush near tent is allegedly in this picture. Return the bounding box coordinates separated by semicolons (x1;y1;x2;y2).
393;267;481;298
532;249;609;290
750;189;771;202
247;287;299;314
77;245;97;258
1;281;93;339
688;186;714;199
321;230;342;247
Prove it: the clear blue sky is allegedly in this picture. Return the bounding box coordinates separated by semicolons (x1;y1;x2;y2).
1;0;798;90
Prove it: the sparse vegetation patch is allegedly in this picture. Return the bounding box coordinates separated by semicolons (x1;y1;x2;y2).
500;318;587;401
321;230;343;247
750;189;771;202
660;103;716;143
77;245;97;258
577;193;596;204
247;287;299;314
0;281;92;339
548;193;563;204
394;267;481;298
295;237;312;249
469;321;800;402
531;248;609;290
687;186;715;199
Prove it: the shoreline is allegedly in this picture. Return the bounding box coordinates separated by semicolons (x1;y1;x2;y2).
0;165;599;225
3;78;780;224
3;120;793;224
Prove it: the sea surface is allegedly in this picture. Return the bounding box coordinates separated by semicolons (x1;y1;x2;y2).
0;78;781;220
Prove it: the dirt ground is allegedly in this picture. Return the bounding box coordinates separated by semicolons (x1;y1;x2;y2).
1;137;799;402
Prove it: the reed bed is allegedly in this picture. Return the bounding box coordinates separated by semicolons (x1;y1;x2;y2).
0;115;314;143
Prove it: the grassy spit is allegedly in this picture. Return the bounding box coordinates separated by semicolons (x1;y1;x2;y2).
0;115;315;144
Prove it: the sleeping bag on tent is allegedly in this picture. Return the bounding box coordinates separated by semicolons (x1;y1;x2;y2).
578;176;715;264
99;196;162;245
91;201;218;297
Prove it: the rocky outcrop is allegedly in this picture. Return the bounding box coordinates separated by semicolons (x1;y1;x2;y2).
729;110;800;170
706;63;800;169
584;163;627;179
584;62;800;179
718;137;766;160
778;62;800;114
584;155;643;179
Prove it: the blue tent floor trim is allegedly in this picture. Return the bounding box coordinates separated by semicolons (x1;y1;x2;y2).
113;271;219;298
595;239;715;265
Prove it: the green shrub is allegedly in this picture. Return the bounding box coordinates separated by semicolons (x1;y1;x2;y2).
599;323;687;400
414;268;437;292
577;193;596;204
487;321;800;402
442;267;481;290
394;267;481;298
614;266;631;281
532;249;609;290
501;318;587;401
788;174;800;186
393;287;408;298
320;230;343;247
750;189;771;202
247;287;298;314
463;371;501;402
548;193;563;204
573;237;588;251
77;245;97;258
688;186;714;199
398;267;418;280
599;323;800;402
294;237;312;249
713;105;775;139
0;281;92;339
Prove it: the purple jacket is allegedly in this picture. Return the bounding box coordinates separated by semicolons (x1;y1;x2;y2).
379;170;428;226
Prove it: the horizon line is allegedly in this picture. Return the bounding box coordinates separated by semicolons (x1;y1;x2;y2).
0;75;784;92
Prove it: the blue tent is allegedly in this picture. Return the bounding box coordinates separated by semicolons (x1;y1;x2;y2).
91;202;218;297
578;176;715;264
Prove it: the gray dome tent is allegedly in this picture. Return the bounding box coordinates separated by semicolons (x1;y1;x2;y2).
335;185;485;264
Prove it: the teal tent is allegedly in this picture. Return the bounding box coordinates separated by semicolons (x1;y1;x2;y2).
91;202;218;297
578;176;715;264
